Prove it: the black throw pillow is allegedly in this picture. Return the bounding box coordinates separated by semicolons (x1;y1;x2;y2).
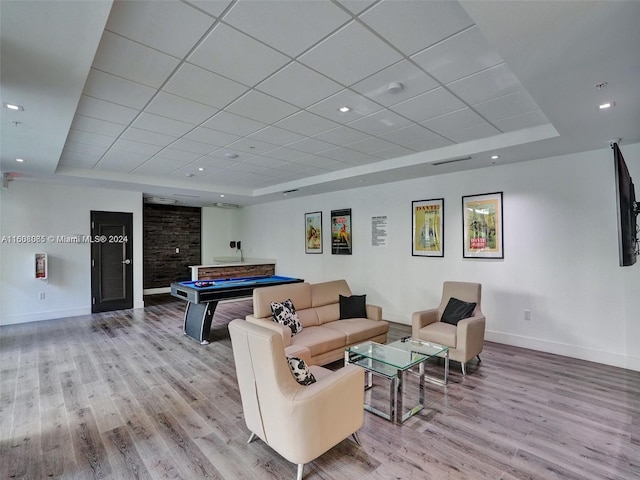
441;297;477;325
339;294;367;319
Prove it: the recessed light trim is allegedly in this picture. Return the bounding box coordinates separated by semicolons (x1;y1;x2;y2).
15;158;25;163
491;155;500;160
3;102;23;111
224;152;239;159
198;167;205;171
338;106;351;113
598;102;613;110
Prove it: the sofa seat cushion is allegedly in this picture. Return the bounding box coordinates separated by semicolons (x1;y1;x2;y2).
324;318;389;345
418;322;456;348
291;326;346;357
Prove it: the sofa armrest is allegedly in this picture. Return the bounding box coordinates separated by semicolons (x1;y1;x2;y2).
365;304;382;321
411;308;439;337
245;316;293;347
456;315;486;360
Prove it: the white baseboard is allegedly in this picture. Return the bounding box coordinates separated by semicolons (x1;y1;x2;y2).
0;307;91;326
144;287;171;295
486;330;640;372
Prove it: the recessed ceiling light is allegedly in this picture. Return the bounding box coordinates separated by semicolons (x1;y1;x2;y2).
224;152;239;159
15;158;25;162
3;102;23;111
491;155;500;160
598;102;613;109
220;194;225;198
198;167;205;171
338;106;351;113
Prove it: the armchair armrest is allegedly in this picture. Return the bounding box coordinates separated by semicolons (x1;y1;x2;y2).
365;304;382;321
456;315;486;360
245;316;293;347
411;308;439;337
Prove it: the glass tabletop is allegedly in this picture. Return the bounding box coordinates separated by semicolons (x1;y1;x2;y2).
346;341;427;373
386;338;449;359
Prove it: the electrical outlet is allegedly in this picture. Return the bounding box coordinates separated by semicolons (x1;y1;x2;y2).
175;247;179;254
39;292;45;300
523;309;531;321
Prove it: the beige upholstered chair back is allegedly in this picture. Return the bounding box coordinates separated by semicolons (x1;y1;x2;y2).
437;281;482;319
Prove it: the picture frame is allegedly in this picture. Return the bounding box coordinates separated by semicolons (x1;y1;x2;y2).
462;192;503;258
331;208;352;255
305;211;323;254
412;198;444;257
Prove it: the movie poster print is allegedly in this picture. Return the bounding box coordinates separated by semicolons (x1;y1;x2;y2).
331;209;352;255
462;192;503;258
412;199;444;257
305;211;322;254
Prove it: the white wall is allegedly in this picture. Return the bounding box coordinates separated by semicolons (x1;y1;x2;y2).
201;206;242;263
237;143;640;371
0;181;144;325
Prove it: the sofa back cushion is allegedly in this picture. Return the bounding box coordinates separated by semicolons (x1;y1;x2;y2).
253;282;312;319
311;280;352;307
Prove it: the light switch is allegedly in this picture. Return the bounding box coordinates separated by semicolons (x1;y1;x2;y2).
175;247;180;254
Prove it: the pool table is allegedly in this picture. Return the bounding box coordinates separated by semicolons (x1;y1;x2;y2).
170;275;304;344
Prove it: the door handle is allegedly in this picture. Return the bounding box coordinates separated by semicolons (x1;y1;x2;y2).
122;259;131;265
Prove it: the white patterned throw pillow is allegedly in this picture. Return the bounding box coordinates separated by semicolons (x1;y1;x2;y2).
287;356;316;385
270;299;303;335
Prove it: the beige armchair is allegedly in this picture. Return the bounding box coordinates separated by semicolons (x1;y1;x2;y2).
228;319;365;480
412;281;485;375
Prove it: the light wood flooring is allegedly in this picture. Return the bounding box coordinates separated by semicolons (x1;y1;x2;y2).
1;296;639;479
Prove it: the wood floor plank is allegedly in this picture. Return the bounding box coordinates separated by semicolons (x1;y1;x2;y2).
1;296;638;479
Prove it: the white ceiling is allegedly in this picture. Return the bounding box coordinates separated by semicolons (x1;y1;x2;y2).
1;0;639;207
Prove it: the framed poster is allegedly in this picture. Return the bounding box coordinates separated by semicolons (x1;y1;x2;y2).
412;198;444;257
462;192;503;258
305;211;323;254
331;208;352;255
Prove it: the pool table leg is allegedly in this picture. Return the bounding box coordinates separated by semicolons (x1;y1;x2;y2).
183;300;217;344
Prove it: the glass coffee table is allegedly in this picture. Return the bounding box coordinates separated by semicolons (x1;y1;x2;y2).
345;338;449;423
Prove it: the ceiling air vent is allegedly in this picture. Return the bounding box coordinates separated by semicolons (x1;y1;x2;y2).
144;196;177;205
431;156;472;166
211;202;240;209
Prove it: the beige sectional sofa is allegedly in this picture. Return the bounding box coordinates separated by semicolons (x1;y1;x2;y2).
246;279;389;366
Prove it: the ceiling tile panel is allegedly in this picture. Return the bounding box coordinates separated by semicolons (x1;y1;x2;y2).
120;128;178;147
163;63;249;108
340;1;377;15
63;141;110;157
360;0;473;55
105;0;217;58
444;123;502;143
154;148;202;163
168;138;217;155
241;156;289;169
189;23;290;87
59;150;101;168
472;90;540;122
405;135;454;152
320;147;374;163
256;62;342;108
70;115;127;137
145;92;218;124
411;26;503;85
226;90;298;124
83;69;156;109
345;137;397;154
66;129;117;148
390;87;466;123
446;63;523;105
248;126;305;146
287;137;336;155
226;137;278;155
110;138;163;155
75;95;139;125
95;149;151;172
222;1;351;57
299;22;403;86
131;112;194;136
494;110;550;132
262;147;309;162
184;127;240;147
193;156;237;169
307;89;382;123
420;108;487;136
187;1;233;18
373;145;416;160
313;126;369;145
91;31;180;88
351;60;440;107
347;110;413;135
129;157;186;176
378;124;439;145
274;111;340;136
202;111;266;136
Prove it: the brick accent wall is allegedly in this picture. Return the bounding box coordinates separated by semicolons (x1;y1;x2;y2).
143;204;201;289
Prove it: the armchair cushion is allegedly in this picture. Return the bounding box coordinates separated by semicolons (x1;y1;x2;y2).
270;299;303;335
287;356;316;385
339;294;367;319
441;297;476;325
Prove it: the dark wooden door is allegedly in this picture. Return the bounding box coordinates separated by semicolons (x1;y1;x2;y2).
91;211;133;313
